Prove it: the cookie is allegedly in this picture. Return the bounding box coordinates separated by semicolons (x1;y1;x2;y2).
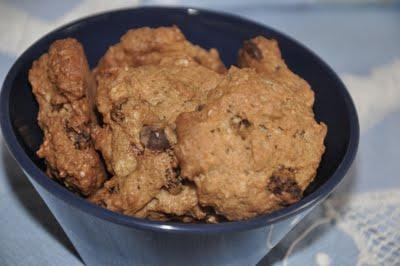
29;38;106;196
94;26;226;77
134;185;207;222
238;36;315;107
175;67;327;220
89;58;223;219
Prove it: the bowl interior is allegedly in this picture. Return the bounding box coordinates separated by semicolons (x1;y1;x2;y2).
3;7;357;229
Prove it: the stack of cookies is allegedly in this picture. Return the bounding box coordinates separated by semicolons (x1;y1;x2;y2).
29;26;327;222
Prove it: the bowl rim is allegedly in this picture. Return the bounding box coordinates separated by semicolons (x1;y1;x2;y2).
0;6;359;234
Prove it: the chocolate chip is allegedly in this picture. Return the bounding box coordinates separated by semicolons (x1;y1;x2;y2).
65;124;91;150
268;176;282;194
286;180;302;198
230;115;252;139
243;40;263;60
231;115;252;129
267;175;302;203
241;119;251;128
197;104;205;111
140;126;170;151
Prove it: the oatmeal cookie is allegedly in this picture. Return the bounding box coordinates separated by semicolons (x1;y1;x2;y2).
94;26;226;77
90;59;222;219
134;185;207;222
29;38;106;195
175;67;327;220
238;36;314;107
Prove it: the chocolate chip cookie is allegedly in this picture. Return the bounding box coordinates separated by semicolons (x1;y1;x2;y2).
175;67;327;220
94;26;226;77
238;36;315;107
29;28;328;223
89;58;222;219
29;38;106;195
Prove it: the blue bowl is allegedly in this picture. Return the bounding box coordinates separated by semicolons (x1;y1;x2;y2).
0;7;359;265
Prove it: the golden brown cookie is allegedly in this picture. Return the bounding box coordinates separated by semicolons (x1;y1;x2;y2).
94;26;226;77
134;185;207;222
29;38;106;196
175;67;327;220
238;36;314;107
89;58;223;219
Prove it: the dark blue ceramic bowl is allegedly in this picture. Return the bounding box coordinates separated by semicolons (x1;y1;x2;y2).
0;7;359;265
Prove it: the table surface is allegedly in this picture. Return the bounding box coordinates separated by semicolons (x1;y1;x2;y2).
1;1;399;265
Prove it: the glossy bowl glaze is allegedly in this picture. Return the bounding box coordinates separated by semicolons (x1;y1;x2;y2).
0;7;359;265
